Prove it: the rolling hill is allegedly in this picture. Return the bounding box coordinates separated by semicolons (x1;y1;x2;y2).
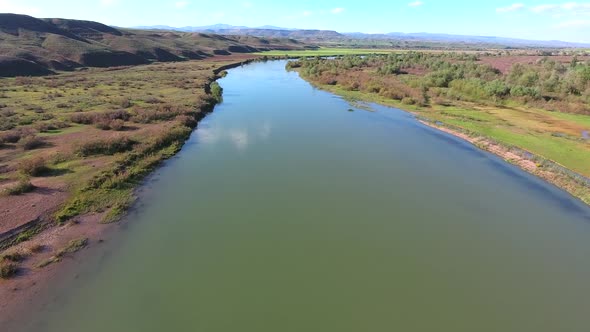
134;24;342;41
0;14;313;77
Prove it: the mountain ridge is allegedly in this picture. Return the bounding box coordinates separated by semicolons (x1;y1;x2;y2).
134;24;590;48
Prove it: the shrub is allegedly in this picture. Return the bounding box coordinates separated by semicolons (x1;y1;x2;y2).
0;262;18;279
3;175;35;195
94;118;112;130
77;137;136;156
35;121;69;133
72;111;129;129
176;114;197;128
510;85;541;99
18;135;45;150
109;119;125;131
18;156;50;176
106;110;130;121
401;97;417;105
29;244;45;253
0;130;26;144
130;108;179;123
210;82;223;102
70;112;97;125
2;251;27;262
118;98;132;108
485;80;511;98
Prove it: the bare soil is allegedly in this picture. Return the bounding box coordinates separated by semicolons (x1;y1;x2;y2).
0;212;110;326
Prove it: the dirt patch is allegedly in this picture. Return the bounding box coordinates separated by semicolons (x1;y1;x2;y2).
0;177;68;234
0;212;111;326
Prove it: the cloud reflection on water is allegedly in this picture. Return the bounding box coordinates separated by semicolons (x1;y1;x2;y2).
196;120;273;151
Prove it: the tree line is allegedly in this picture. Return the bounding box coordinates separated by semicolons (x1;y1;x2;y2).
289;53;590;114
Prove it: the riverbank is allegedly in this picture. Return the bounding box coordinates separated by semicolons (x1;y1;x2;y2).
0;56;256;320
297;76;590;207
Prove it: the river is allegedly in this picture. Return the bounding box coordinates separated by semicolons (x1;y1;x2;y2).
10;60;590;332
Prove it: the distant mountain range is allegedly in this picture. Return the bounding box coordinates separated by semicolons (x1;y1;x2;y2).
133;24;295;32
132;24;339;40
344;32;590;48
134;24;590;48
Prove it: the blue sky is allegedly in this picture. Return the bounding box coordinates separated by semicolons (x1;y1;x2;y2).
1;0;589;42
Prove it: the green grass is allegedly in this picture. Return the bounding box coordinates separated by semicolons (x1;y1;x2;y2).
37;125;85;137
255;47;395;57
439;116;590;175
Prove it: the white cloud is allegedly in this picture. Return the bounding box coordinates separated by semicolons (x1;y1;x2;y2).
529;2;590;13
496;2;590;16
530;4;559;12
303;10;313;16
331;7;345;14
496;3;525;13
408;1;424;7
0;0;41;15
554;19;590;27
229;129;249;151
175;1;189;8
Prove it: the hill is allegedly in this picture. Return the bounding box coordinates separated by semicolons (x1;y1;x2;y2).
135;24;342;41
0;14;312;77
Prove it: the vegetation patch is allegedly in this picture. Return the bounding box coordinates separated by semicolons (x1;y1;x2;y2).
1;251;28;262
18;156;51;177
3;175;35;196
76;137;136;157
17;135;46;150
37;238;88;268
0;262;18;279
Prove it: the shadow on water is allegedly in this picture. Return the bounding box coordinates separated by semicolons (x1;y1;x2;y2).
416;120;590;222
487;157;590;222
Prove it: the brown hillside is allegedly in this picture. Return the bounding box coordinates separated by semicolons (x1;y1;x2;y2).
0;13;311;77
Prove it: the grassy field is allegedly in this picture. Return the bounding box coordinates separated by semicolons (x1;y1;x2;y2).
255;47;395;57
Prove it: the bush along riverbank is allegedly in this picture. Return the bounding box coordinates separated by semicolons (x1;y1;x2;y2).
289;55;590;206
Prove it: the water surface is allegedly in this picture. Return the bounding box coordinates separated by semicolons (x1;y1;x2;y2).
12;60;590;332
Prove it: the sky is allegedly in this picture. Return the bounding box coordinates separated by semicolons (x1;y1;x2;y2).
1;0;589;43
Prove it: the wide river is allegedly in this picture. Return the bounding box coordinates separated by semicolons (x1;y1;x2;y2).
11;60;590;331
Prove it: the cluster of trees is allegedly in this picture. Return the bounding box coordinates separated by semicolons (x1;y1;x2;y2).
290;53;590;114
